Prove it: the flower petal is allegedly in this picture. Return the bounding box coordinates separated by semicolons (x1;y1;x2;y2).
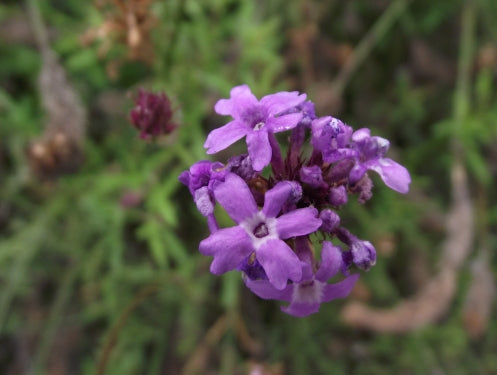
214;84;258;117
246;130;271;171
244;278;293;301
262;181;302;218
367;158;411;194
260;91;306;116
204;120;248;154
199;226;253;274
348;162;368;185
256;239;302;290
214;173;258;223
276;207;321;239
315;241;343;282
351;128;371;142
281;302;321;317
266;113;303;133
322;274;359;302
194;186;214;216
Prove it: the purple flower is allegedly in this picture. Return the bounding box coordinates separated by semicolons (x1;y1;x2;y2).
311;116;355;163
244;241;359;317
280;100;317;128
299;165;326;188
179;84;413;317
204;85;306;171
319;209;340;233
336;227;376;270
179;160;226;231
199;173;321;289
129;89;177;139
226;154;257;181
328;185;348;206
349;128;411;194
179;160;225;196
350;238;376;270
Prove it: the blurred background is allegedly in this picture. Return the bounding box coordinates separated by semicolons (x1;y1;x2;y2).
1;0;496;374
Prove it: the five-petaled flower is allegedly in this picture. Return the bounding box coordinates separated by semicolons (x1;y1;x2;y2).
204;84;306;171
199;173;321;290
349;128;411;194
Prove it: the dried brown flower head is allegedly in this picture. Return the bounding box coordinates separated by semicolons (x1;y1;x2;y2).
81;0;157;78
28;50;86;179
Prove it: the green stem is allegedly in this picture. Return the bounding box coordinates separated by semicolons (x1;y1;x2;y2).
332;0;410;96
29;263;79;375
453;0;476;131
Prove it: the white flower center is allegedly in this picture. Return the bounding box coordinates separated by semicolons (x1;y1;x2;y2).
292;279;325;304
253;121;265;131
241;212;277;249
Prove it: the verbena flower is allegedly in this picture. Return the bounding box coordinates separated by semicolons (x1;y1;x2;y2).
204;84;306;171
178;160;225;232
179;84;411;317
244;242;359;317
349;128;411;194
311;116;354;163
199;173;321;290
129;89;177;139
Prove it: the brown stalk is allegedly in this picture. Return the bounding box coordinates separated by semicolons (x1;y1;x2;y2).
96;283;161;375
180;315;228;375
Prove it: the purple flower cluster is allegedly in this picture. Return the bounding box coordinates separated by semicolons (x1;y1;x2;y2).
180;84;411;317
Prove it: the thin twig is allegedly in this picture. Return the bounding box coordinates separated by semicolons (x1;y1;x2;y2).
96;282;161;375
181;315;228;375
29;262;79;375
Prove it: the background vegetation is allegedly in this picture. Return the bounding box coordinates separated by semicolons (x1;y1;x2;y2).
1;0;496;374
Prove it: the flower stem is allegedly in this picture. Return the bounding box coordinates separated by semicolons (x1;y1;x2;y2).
268;132;284;177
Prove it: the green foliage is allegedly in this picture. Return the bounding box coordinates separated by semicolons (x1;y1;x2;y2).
1;0;496;374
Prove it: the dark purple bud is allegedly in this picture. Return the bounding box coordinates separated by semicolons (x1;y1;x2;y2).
300;165;325;188
328;185;348;206
349;174;373;204
341;250;353;275
129;89;177;139
319;209;340;233
287;181;303;204
351;239;376;270
227;154;257;181
325;159;354;185
238;257;268;281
